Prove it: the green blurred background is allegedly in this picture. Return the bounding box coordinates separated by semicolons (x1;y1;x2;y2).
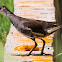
0;0;14;62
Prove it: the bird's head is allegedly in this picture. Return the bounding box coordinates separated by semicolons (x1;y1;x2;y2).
0;6;7;13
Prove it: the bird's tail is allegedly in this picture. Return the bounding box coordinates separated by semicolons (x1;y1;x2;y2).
47;25;62;35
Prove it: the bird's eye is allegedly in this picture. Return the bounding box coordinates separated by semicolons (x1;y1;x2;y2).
0;8;1;10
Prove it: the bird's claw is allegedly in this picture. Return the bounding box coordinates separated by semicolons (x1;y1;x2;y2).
41;53;52;56
21;54;31;56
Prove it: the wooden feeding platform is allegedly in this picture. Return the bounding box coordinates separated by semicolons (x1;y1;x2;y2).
4;0;55;61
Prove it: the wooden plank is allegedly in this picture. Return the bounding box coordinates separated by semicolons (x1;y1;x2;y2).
5;0;55;61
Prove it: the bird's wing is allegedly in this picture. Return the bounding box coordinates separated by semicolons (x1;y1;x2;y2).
20;26;45;38
20;18;57;35
46;22;57;29
20;27;32;34
20;18;57;29
20;18;47;34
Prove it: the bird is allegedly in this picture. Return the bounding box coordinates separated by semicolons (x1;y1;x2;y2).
0;6;62;56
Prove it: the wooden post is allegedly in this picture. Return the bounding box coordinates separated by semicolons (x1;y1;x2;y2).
54;0;62;62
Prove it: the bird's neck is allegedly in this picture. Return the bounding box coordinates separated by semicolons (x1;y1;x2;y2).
3;9;21;27
4;9;16;21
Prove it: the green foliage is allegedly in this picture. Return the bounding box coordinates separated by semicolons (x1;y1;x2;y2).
0;42;4;62
0;0;14;61
0;0;14;46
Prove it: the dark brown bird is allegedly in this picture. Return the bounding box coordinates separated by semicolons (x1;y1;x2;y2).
0;6;62;56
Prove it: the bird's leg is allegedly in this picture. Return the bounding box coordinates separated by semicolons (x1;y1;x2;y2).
41;38;45;55
28;38;37;55
20;38;37;56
